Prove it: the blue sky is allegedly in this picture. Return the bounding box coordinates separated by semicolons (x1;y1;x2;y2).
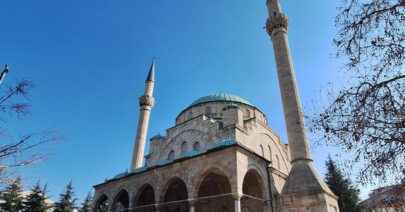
0;0;367;203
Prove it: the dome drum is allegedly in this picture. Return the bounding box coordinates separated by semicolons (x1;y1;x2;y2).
176;93;267;126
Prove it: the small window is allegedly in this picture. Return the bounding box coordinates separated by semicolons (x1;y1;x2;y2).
260;145;264;157
276;155;280;169
187;111;193;120
168;150;175;161
181;141;187;156
268;145;272;161
205;107;211;116
193;142;201;152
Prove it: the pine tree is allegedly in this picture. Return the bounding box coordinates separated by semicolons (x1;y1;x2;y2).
0;177;24;212
325;156;361;212
79;192;92;212
23;182;49;212
53;181;76;212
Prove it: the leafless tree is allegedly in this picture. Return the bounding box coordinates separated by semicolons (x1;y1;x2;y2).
0;78;61;186
308;0;404;185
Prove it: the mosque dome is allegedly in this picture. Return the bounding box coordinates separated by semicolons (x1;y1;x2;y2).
189;93;254;108
176;93;265;125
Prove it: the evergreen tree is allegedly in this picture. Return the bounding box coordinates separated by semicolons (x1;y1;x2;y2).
53;181;76;212
79;192;92;212
325;156;361;212
23;182;49;212
0;177;24;212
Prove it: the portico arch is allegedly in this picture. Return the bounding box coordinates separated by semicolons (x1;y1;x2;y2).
195;171;234;212
93;194;109;212
111;189;129;212
241;169;266;212
133;184;156;212
160;177;189;212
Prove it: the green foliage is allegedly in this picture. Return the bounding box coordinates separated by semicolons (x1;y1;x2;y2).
79;192;93;212
325;156;362;212
53;181;76;212
0;177;24;212
23;182;49;212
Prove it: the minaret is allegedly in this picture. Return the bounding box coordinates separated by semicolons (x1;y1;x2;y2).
265;0;339;211
130;59;155;172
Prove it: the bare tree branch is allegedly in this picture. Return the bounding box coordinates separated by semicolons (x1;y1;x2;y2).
308;0;405;188
0;78;62;185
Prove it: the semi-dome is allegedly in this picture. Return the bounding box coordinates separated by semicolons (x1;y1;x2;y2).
189;93;254;107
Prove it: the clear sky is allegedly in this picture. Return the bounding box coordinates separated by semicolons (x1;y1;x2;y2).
0;0;367;203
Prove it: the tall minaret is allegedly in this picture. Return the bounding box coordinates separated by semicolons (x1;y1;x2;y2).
130;59;155;172
265;0;339;211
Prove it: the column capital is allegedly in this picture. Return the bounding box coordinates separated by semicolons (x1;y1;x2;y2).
232;192;244;201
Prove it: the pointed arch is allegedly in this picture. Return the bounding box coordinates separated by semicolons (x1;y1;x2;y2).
260;145;264;157
111;189;129;212
168;150;175;161
181;141;187;156
133;184;156;212
276;154;280;170
241;169;266;212
193;142;201;152
194;168;234;212
160;177;189;212
267;145;272;161
192;166;234;198
93;194;109;212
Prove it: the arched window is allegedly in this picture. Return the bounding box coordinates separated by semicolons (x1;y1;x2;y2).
168;150;175;161
276;155;280;170
260;145;264;157
193;142;200;152
181;141;187;156
205;107;211;116
187;111;193;120
268;145;272;161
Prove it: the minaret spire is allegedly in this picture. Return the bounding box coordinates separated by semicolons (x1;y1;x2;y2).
265;0;339;211
130;59;155;171
146;58;155;82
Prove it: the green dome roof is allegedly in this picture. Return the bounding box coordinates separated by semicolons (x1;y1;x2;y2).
189;93;254;107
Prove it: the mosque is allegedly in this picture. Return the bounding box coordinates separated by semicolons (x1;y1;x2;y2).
92;0;340;211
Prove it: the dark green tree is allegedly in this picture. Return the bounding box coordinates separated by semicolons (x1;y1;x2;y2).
53;182;76;212
79;192;93;212
0;177;24;212
23;182;49;212
325;156;361;212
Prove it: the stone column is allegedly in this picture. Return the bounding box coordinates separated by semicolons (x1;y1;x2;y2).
233;193;242;212
155;203;161;212
189;200;196;212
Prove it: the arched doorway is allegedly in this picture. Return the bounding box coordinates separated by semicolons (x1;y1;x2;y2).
93;194;109;212
241;170;265;212
112;190;129;212
133;184;156;212
195;172;234;212
161;178;189;212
